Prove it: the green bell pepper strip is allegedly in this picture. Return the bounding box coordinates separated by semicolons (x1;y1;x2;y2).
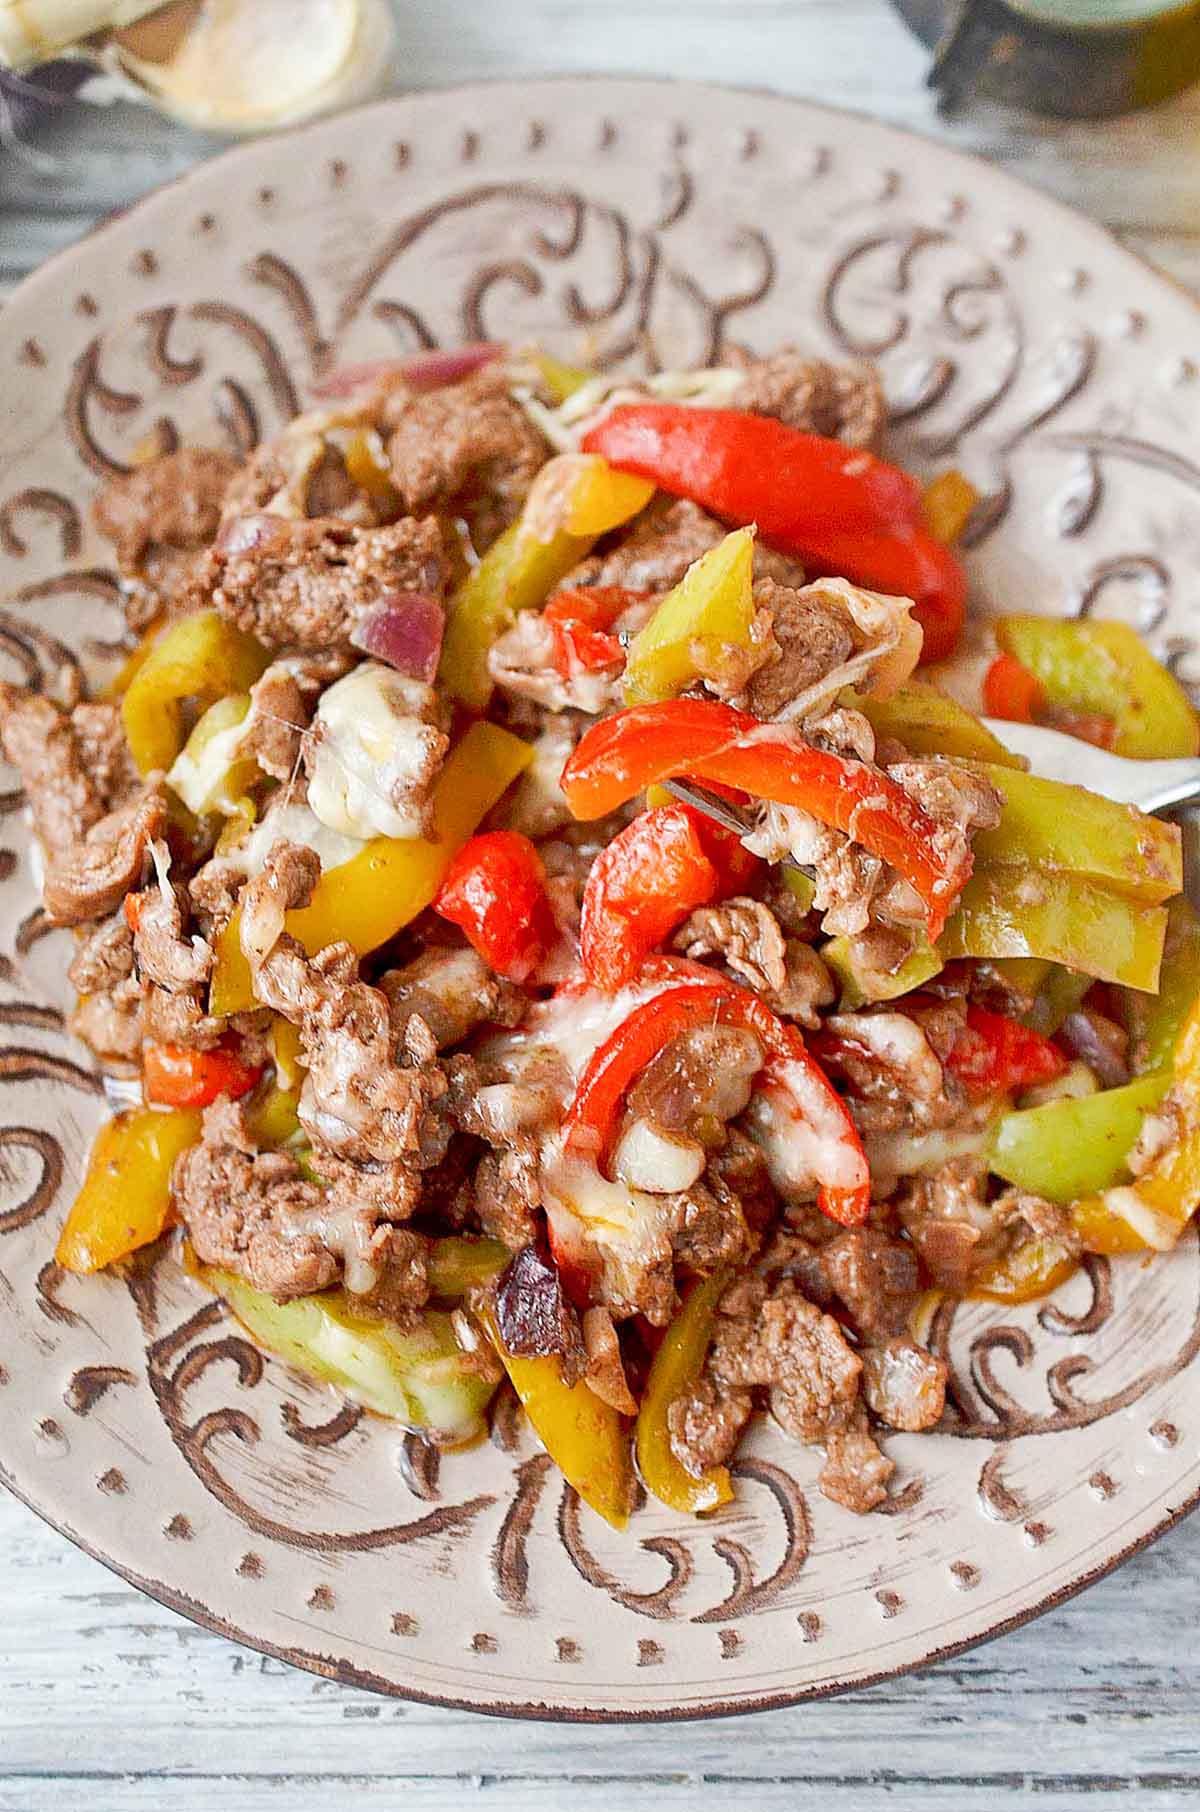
970;764;1182;905
426;1237;511;1299
988;1070;1171;1203
822;933;943;1010
121;609;271;776
845;681;1024;768
1128;898;1200;1075
1072;992;1200;1254
622;526;756;704
480;1304;634;1530
635;1271;734;1516
439;454;654;710
939;870;1167;993
996;616;1200;760
196;1264;498;1445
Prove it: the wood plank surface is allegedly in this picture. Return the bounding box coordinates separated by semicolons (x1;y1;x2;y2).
3;2;1200;1805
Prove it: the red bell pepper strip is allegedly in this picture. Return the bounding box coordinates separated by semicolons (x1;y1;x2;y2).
580;404;967;663
142;1041;263;1110
983;652;1044;724
580;805;720;991
560;697;971;940
945;1004;1068;1097
434;830;555;984
543;585;650;678
561;974;870;1226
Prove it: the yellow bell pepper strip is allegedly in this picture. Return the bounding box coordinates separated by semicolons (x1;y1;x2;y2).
440;454;654;710
970;765;1182;905
105;615;164;698
1069;1195;1149;1257
1128;898;1200;1075
939;870;1167;993
197;1266;499;1445
970;1236;1079;1305
822;933;943;1010
426;1237;511;1299
209;720;533;1014
1071;994;1200;1254
636;1270;734;1515
996;616;1200;760
533;352;595;402
121;609;271;776
56;1106;203;1274
166;691;260;817
922;468;980;545
480;1304;633;1530
622;526;756;704
243;1022;306;1148
845;681;1024;768
988;1071;1171;1203
341;428;401;511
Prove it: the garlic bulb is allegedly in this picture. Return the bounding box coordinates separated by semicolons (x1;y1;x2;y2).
0;0;163;70
107;0;396;133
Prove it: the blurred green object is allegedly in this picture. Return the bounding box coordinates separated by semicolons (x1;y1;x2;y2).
892;0;1200;116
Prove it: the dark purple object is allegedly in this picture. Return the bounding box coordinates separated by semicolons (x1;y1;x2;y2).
494;1243;578;1358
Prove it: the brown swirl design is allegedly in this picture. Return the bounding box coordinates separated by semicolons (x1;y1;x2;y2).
691;1460;810;1623
558;1484;694;1620
141;1298;496;1553
0;1128;64;1234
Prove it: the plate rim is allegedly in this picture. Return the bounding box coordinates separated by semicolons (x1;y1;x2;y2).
3;72;1199;1722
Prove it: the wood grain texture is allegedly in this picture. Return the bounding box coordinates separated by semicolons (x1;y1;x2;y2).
3;1;1200;1803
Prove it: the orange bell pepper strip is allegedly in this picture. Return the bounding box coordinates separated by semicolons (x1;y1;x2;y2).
636;1270;735;1515
560;697;972;940
983;651;1044;724
562;966;870;1226
56;1106;203;1274
143;1041;263;1110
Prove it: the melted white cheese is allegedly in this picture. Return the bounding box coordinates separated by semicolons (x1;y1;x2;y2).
308;661;441;841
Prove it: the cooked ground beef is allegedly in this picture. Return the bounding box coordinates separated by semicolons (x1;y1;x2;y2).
93;447;239;628
194;513;447;652
728;347;886;447
672;897;788;994
384;364;548;550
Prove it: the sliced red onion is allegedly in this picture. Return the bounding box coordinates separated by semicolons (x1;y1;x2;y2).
313;343;504;399
350;591;445;682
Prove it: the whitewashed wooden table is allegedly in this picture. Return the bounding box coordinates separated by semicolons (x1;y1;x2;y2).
3;4;1200;1806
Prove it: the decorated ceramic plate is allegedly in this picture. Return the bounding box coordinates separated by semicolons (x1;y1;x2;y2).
1;78;1198;1720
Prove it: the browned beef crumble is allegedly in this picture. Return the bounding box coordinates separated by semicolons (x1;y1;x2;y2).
194;513;447;652
384;363;548;550
93;447;240;628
